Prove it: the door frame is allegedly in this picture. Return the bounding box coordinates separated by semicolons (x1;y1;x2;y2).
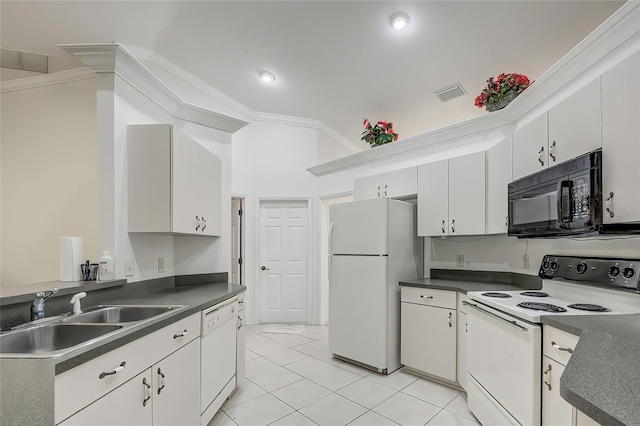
255;197;314;325
231;196;245;285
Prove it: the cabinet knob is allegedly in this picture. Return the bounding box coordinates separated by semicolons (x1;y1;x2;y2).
99;361;126;379
201;216;207;231
173;329;188;339
538;147;545;166
605;191;615;218
383;184;388;197
549;141;557;162
142;377;151;407
157;368;166;394
451;219;455;233
195;215;201;231
441;220;446;234
543;364;552;391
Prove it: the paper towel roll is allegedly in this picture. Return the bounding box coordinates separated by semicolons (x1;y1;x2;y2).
60;237;83;281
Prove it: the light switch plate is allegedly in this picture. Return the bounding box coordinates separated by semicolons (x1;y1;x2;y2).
158;257;165;273
456;255;465;267
124;259;133;277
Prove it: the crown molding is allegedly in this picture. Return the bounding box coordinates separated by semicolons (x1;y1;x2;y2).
59;43;249;133
0;67;96;93
307;1;640;176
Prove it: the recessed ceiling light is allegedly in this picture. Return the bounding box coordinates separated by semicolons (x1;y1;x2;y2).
258;70;276;83
390;12;410;30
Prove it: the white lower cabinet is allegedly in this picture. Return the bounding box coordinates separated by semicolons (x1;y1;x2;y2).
59;369;153;426
60;339;200;426
456;294;469;391
542;326;580;426
401;287;457;382
236;292;246;386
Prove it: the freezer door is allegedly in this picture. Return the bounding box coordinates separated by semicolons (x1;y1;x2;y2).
329;255;388;370
330;198;389;255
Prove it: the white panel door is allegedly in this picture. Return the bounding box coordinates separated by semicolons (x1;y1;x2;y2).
199;148;222;236
259;201;309;323
513;113;549;180
542;356;574;426
329;255;388;370
417;160;449;236
330;198;389;255
172;133;201;234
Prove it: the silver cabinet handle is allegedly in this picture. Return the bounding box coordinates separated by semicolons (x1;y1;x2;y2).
551;341;573;353
238;315;243;330
99;361;126;379
383;184;388;197
441;220;446;234
201;216;207;231
195;215;201;231
142;377;151;406
173;329;187;339
543;364;552;391
157;368;165;394
462;301;528;332
377;185;381;197
451;219;455;233
538;146;545;166
549;141;557;162
605;191;615;218
448;311;453;328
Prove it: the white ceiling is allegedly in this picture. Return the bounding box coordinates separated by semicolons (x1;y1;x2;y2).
0;1;625;149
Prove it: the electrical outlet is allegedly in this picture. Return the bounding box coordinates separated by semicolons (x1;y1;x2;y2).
158;257;165;273
124;259;133;277
522;254;530;269
456;255;465;267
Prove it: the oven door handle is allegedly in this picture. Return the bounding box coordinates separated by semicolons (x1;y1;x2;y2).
462;301;528;332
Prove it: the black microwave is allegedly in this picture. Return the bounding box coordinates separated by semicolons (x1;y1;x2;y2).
508;149;639;238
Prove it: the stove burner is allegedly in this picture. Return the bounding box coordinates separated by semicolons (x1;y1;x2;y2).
481;292;512;298
520;291;550;297
568;304;610;312
517;302;567;312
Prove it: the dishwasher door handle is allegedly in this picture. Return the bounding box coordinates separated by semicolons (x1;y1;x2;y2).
462;301;528;332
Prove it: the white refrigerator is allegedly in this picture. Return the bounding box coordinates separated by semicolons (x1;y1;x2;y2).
329;197;423;374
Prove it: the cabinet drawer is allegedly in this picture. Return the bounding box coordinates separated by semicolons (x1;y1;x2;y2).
401;286;456;309
543;326;579;365
55;312;199;424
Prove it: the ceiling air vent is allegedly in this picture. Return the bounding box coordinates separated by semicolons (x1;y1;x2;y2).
434;83;467;102
1;47;49;73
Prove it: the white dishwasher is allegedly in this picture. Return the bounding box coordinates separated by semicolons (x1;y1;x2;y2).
201;298;238;426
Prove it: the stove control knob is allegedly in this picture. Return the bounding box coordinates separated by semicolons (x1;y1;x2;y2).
542;259;550;270
550;261;559;271
608;266;621;278
575;262;588;274
623;267;635;279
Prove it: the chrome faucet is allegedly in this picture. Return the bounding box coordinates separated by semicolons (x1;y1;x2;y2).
31;288;59;320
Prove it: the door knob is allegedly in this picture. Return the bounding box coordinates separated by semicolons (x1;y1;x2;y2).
261;266;270;271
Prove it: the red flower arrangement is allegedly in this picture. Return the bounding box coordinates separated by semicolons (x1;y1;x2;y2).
474;73;531;109
361;118;399;146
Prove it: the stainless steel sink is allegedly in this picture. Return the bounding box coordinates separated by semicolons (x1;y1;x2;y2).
0;323;123;355
62;305;183;324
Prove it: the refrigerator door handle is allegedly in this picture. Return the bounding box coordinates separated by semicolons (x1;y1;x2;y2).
328;255;332;291
329;220;334;255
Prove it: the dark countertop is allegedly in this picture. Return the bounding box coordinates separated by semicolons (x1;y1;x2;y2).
0;279;245;373
400;277;531;293
541;314;640;426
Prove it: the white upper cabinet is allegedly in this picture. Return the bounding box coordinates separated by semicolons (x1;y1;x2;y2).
601;51;640;224
486;137;512;234
418;152;486;236
513;78;602;180
354;166;417;200
128;124;222;236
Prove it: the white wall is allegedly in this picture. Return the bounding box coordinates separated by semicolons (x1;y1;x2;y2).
231;120;352;324
0;76;98;286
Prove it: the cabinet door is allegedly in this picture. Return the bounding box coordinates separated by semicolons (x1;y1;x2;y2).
486;138;512;234
199;148;222;236
602;51;640;224
548;78;602;165
383;167;418;199
172;134;202;234
401;302;456;381
513;113;548;180
449;152;486;236
417;160;449;236
354;175;384;200
58;369;153;426
542;356;575;426
456;311;468;391
237;306;246;387
153;338;201;426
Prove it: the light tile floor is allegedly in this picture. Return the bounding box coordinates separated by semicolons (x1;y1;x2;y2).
210;325;480;426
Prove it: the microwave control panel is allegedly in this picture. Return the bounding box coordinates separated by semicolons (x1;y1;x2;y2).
571;178;591;220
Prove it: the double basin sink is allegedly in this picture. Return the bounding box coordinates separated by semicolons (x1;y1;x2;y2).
0;305;184;357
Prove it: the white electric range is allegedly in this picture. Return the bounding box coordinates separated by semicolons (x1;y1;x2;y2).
464;255;640;426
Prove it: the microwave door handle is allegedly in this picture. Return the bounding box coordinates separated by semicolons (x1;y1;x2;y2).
557;180;574;224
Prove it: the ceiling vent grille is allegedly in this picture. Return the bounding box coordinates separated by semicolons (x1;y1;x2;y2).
434;83;467;102
1;47;49;73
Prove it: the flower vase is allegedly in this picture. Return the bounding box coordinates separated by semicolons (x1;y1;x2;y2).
486;90;519;112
